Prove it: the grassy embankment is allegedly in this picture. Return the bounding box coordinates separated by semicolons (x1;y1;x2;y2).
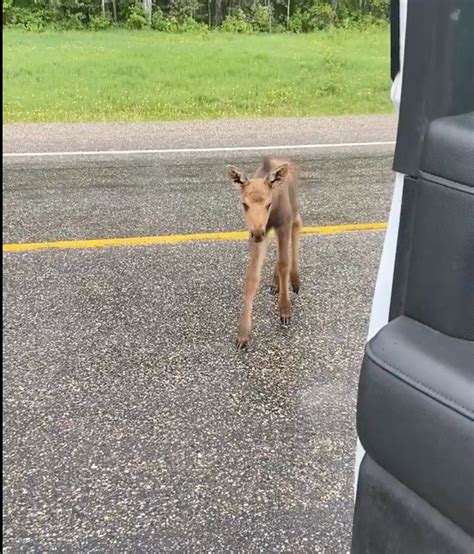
3;27;390;123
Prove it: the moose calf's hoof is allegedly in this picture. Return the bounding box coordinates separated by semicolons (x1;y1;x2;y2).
236;337;248;350
280;316;291;326
270;285;279;295
292;285;300;294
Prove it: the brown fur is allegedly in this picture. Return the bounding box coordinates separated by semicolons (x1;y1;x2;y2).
227;157;302;349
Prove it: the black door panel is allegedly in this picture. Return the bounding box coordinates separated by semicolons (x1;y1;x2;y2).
352;2;474;550
358;316;474;536
393;0;474;177
352;456;474;554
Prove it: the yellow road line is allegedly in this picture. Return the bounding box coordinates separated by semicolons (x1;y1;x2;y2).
300;222;386;235
3;222;387;253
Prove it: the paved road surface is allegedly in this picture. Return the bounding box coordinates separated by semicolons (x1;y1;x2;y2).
3;115;396;552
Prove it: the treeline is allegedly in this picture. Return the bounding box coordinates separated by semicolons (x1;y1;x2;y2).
3;0;389;33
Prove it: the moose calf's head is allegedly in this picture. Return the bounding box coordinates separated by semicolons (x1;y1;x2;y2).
226;163;289;243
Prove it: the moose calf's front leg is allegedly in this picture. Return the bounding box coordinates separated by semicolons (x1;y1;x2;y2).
237;239;267;349
277;225;292;325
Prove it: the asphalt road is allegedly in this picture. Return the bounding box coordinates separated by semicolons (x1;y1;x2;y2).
3;115;396;552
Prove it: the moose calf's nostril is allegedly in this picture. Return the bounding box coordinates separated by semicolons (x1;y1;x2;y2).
251;229;265;242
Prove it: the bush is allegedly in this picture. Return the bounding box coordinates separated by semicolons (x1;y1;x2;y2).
3;0;13;24
22;12;45;31
151;7;168;30
161;15;180;32
289;1;335;33
61;12;86;29
367;0;389;19
89;15;112;30
8;6;48;31
288;10;303;33
126;5;149;29
175;16;207;32
168;0;198;22
272;23;286;34
151;10;182;32
221;8;252;33
250;4;272;32
55;0;101;27
8;6;27;26
8;0;102;31
334;0;388;28
152;10;207;32
308;2;335;29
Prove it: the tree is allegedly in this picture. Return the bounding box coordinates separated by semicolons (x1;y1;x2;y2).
111;0;117;21
214;0;222;25
169;0;199;20
143;0;152;22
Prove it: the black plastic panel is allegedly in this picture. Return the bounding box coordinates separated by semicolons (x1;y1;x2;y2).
390;112;474;338
352;456;474;554
403;176;474;340
389;176;418;322
390;174;474;339
421;113;474;188
393;0;474;176
357;316;474;537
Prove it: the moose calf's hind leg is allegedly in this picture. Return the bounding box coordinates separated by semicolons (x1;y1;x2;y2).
270;265;279;295
290;214;302;294
276;226;292;326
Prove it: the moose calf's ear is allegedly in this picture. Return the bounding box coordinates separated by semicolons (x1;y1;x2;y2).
265;163;289;188
226;165;249;189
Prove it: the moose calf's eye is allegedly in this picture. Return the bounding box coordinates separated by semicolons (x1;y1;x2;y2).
243;203;249;211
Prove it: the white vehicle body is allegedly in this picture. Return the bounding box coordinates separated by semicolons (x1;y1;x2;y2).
354;0;408;494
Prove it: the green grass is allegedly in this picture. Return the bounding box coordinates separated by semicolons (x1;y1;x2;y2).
3;27;391;123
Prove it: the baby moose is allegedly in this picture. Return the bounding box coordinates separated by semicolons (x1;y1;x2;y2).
227;157;302;349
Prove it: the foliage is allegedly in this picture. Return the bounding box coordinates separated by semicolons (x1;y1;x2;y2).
89;14;112;30
61;12;86;30
221;8;252;34
150;7;168;30
289;1;335;33
55;0;100;27
3;0;13;23
333;0;389;27
7;7;49;31
126;5;148;29
3;0;389;32
250;4;272;32
366;0;390;18
151;8;206;32
174;16;207;32
168;0;198;22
